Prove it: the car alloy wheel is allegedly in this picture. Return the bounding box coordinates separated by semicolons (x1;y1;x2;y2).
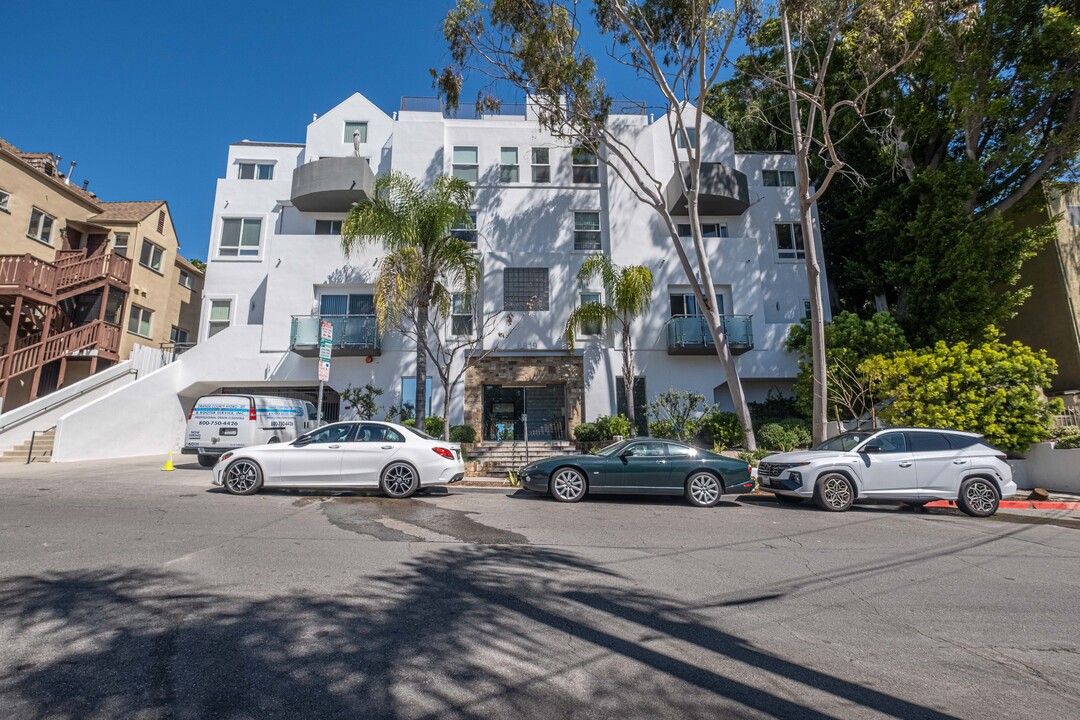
957;477;999;517
381;463;419;499
686;472;721;508
551;468;586;503
225;460;262;496
815;473;854;512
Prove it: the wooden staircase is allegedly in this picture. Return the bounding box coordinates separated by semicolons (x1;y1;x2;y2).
0;427;55;463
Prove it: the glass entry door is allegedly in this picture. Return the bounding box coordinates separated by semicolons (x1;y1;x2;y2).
483;385;567;441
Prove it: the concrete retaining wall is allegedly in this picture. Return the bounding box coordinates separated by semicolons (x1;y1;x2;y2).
1014;442;1080;494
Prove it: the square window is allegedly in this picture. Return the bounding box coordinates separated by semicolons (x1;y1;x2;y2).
579;292;602;336
0;188;9;212
27;208;55;244
531;147;550;183
780;170;796;187
450;211;478;246
572;147;599;184
170;326;189;344
677;128;697;149
775;222;805;260
208;299;231;338
315;219;343;235
451;292;474;336
178;269;195;289
574;211;602;250
219;218;262;257
127;305;153;338
113;232;129;257
503;268;549;311
452;146;479;183
499;147;519;183
762;170;779;187
140;240;164;272
344;122;368;144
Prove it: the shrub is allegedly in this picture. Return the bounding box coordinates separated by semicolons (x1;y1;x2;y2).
697;411;743;449
1049;425;1080;449
757;420;812;452
402;418;416;427
861;332;1061;454
574;422;603;442
644;388;712;442
449;424;477;443
648;419;677;440
737;449;771;467
425;416;445;438
594;414;632;439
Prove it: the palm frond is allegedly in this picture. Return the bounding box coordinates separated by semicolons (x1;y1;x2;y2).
564;302;618;351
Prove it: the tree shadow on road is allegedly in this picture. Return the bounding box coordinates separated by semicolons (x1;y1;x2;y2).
0;546;964;719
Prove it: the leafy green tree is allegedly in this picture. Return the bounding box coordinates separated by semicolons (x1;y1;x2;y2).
342;173;478;429
438;0;760;449
564;255;652;436
341;383;383;421
646;388;713;443
859;332;1062;453
787;311;909;419
187;259;206;272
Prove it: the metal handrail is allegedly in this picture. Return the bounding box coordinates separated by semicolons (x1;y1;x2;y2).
0;369;138;435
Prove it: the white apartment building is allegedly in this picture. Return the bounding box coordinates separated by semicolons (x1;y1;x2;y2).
47;91;829;461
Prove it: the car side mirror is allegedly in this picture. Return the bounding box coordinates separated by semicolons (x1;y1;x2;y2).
619;449;634;458
862;443;882;454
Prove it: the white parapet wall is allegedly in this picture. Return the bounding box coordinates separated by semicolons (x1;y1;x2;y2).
52;326;280;462
1013;442;1080;494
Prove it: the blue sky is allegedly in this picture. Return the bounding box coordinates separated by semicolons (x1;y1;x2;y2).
2;1;684;262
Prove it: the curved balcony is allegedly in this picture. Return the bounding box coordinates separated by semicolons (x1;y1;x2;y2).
665;314;753;355
667;162;750;216
290;314;381;356
290;156;375;213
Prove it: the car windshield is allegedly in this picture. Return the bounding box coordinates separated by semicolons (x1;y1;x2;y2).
812;432;873;452
594;440;631;457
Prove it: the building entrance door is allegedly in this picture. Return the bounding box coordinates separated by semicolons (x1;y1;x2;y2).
482;385;566;441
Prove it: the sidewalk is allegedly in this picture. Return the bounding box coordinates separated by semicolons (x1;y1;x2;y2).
927;490;1080;511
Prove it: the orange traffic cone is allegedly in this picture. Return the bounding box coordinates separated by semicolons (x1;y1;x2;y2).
162;451;175;472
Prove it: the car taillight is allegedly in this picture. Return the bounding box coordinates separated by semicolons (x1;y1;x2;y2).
748;464;753;474
433;447;455;460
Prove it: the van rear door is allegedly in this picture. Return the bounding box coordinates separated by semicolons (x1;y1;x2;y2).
186;395;253;451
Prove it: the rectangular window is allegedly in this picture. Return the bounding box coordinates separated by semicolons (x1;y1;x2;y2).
344;122;368;144
400;376;433;418
763;170;796;187
451;293;474;335
157;210;166;233
503;268;549;311
315;219;343;235
775;222;805;260
670;293;724;316
573;211;602;250
572;147;599;184
531;147;550;183
1068;205;1080;226
170;326;189;344
104;288;125;325
803;299;812;319
218;218;262;257
27;208;55;244
178;269;195;290
676;223;729;239
499;147;519;183
127;305;153;338
238;162;274;180
579;292;602;336
319;294;375;316
139;239;165;272
452;146;478;183
0;188;10;212
207;299;231;338
677;128;697;149
450;211;478;246
113;232;129;257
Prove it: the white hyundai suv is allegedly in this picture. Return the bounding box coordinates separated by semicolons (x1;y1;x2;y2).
758;428;1015;516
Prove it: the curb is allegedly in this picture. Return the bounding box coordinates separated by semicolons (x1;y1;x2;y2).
926;500;1080;511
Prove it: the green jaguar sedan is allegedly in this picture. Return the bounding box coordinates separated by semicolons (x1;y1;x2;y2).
518;438;755;507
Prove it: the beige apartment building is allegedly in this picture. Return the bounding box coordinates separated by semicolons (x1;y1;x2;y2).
0;136;202;412
1004;183;1080;395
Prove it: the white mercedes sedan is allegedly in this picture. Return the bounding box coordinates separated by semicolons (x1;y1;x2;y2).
211;421;465;498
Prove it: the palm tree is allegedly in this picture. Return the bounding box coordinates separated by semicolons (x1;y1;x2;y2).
342;172;478;429
564;255;653;436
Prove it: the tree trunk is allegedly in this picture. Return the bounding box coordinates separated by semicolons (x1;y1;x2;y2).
621;320;637;437
708;313;756;450
414;298;430;430
782;10;828;445
441;370;453;441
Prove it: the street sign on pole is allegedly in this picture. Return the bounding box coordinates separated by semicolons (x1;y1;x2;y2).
317;321;333;422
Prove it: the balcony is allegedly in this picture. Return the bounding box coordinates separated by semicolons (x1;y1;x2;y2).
667;162;751;216
665;314;753;355
290;314;381;357
290;156;375;213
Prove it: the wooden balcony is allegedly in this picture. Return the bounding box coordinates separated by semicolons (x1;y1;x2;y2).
55;250;132;298
0;250;131;304
0;255;58;304
0;320;121;380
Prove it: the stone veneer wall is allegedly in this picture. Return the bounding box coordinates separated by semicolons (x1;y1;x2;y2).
463;355;585;444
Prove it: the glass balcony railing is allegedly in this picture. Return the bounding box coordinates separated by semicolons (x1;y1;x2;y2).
665;314;753;355
289;314;381;356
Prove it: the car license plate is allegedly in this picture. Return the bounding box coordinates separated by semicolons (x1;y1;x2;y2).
220;428;237;436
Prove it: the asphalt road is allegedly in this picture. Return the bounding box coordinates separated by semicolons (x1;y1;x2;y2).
1;458;1078;720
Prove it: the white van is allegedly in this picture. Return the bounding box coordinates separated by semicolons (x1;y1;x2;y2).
182;394;319;467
